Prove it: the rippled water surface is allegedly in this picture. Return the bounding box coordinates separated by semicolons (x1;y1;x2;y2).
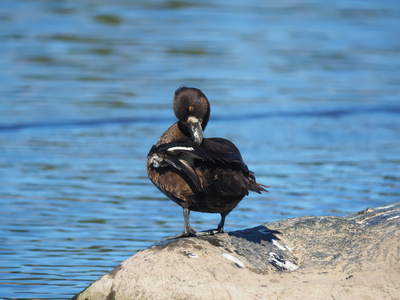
1;0;400;298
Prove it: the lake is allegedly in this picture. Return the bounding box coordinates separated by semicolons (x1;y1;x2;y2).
1;0;400;298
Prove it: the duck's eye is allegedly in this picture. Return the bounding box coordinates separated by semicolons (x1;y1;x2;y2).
188;106;194;112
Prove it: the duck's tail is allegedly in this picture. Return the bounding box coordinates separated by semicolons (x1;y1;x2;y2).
248;172;269;194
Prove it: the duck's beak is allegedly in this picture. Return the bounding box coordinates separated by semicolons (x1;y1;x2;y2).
187;116;203;145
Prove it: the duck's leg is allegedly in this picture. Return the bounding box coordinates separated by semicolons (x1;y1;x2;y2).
203;213;227;235
170;208;197;238
183;208;197;236
216;213;226;233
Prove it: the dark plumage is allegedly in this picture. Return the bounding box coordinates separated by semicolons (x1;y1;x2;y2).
147;87;268;238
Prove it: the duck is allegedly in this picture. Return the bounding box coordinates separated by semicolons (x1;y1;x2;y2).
147;87;268;238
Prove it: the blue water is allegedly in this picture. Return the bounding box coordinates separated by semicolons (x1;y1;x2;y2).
1;0;400;298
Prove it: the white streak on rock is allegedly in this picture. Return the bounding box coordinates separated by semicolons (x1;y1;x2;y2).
377;205;394;210
285;244;293;252
268;252;299;271
387;215;400;221
222;253;244;268
272;239;286;251
186;252;198;258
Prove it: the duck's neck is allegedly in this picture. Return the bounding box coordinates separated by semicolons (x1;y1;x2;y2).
156;122;188;146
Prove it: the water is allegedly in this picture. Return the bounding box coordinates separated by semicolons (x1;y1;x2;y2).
1;0;400;298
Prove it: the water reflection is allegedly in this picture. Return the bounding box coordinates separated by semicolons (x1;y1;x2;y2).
1;0;400;299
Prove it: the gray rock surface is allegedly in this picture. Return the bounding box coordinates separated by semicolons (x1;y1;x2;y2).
72;202;400;299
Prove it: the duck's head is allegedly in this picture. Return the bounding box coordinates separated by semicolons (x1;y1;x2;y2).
173;87;210;145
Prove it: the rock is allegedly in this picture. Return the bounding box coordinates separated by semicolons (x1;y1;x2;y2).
72;202;400;300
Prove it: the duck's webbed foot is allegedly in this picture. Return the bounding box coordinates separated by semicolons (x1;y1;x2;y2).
201;228;223;236
172;225;198;238
168;208;198;238
198;213;227;236
169;224;197;238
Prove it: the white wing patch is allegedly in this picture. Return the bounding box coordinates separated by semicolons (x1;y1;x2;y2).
178;158;193;169
167;146;194;152
149;153;164;168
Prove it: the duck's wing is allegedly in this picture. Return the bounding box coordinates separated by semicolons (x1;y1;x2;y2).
200;138;250;173
157;138;244;164
151;138;249;171
147;140;203;192
148;138;267;194
148;138;244;191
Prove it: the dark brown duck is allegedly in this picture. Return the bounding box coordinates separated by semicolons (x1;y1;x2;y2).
147;87;268;238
